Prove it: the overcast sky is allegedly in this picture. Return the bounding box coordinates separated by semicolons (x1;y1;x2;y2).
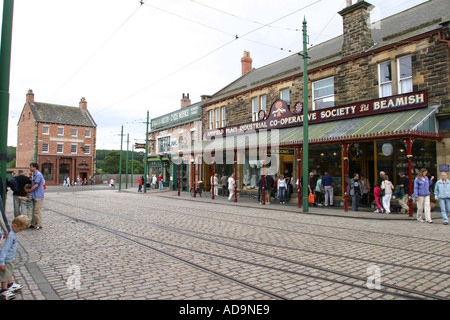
3;0;428;150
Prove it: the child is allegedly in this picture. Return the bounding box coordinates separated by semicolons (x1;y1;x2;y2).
18;184;33;226
373;181;384;213
0;215;29;300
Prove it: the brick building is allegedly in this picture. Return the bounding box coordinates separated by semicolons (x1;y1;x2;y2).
147;94;202;190
16;89;97;185
200;0;450;206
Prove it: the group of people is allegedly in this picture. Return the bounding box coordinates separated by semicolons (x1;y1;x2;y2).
137;174;163;191
0;163;45;300
63;175;93;187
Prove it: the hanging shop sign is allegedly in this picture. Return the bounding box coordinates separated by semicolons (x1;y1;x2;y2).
205;91;428;138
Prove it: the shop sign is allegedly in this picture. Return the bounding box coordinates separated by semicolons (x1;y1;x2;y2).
151;103;200;130
205;91;428;138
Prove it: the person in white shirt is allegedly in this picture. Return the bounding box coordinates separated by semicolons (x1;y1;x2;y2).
277;174;287;204
228;174;235;202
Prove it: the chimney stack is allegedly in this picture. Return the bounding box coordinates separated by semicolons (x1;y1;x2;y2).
181;93;191;108
26;89;34;104
241;51;253;76
338;0;374;58
79;97;87;110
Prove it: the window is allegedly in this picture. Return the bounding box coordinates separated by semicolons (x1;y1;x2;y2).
85;129;91;138
215;108;220;128
72;128;78;137
42;143;49;153
57;143;63;153
43;126;49;135
221;107;226;127
398;56;412;94
209;110;214;129
158;136;170;153
260;95;267;113
71;144;77;154
313;77;335;110
191;130;195;148
378;61;392;97
84;145;91;154
280;89;290;105
252;97;258;121
57;127;64;136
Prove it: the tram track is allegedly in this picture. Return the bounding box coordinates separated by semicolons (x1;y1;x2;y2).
44;198;449;300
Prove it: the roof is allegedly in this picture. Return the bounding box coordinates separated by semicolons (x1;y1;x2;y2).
29;102;97;127
207;0;449;104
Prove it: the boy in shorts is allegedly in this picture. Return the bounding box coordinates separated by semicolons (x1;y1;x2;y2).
0;215;29;300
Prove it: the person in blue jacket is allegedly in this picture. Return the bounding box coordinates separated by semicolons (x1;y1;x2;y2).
414;168;434;223
434;171;450;225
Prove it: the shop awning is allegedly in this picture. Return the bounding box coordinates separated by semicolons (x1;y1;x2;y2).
200;106;442;151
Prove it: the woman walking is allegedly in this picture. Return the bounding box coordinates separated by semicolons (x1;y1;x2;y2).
434;171;450;225
414;168;434;223
381;175;394;214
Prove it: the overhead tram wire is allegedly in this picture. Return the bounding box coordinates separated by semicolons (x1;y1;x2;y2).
46;1;147;102
95;0;323;115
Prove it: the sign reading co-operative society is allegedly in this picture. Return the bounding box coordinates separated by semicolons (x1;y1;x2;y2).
205;91;428;138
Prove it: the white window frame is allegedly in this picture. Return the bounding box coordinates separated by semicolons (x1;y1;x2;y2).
280;89;290;105
85;129;91;138
378;60;393;98
57;143;64;153
312;77;335;110
42;126;49;135
71;144;77;154
71;128;78;137
397;55;413;94
221;107;226;127
57;127;64;136
209;110;214;129
84;144;91;154
260;95;267;113
252;97;258;122
42;143;49;153
215;108;220;128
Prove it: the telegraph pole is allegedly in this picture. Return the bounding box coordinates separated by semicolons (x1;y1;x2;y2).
119;125;123;191
0;0;14;204
126;133;129;189
300;17;310;213
144;111;149;193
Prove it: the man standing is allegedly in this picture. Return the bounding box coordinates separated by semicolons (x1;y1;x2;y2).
284;169;292;199
347;173;363;212
321;172;334;207
29;163;44;230
398;171;409;214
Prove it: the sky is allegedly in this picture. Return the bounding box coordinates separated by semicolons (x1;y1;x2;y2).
3;0;428;150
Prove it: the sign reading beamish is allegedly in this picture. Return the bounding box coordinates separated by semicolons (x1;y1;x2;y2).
205;91;428;138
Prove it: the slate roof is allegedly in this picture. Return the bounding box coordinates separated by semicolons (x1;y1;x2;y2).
29;102;97;127
208;0;449;104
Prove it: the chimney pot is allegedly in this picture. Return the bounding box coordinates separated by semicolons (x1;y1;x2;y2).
241;51;253;76
26;89;34;103
181;93;191;108
79;97;88;110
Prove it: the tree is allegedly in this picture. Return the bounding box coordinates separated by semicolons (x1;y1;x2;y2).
100;151;144;174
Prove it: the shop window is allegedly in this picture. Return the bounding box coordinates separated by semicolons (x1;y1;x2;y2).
308;144;342;196
378;61;392;97
313;77;335;110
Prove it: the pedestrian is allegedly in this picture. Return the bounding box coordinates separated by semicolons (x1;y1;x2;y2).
29;163;44;230
308;172;316;207
381;175;394;214
347;173;363;211
434;171;450;225
138;177;143;192
213;174;219;197
158;174;163;190
284;169;292;199
0;215;29;300
315;174;323;206
152;174;157;189
221;174;228;197
7;170;31;218
322;172;334;207
18;184;33;224
265;174;274;205
361;175;371;206
278;174;287;204
66;176;71;187
0;176;10;236
373;181;384;213
110;178;115;189
414;168;434;223
257;175;263;203
227;174;235;201
63;177;66;187
397;171;409;214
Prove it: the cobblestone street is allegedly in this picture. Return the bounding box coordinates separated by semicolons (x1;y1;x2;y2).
5;185;449;303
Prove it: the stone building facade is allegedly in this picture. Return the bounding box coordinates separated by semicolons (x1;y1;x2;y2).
16;90;97;185
200;0;449;204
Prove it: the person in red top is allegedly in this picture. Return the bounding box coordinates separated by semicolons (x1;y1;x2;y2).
138;177;143;192
158;174;163;190
373;181;384;213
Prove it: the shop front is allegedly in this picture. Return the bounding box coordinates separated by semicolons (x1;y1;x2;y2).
202;91;442;213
